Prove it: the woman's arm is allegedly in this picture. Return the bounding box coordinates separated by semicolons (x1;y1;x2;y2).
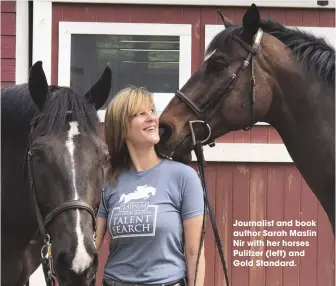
179;165;207;285
95;216;107;251
184;215;205;286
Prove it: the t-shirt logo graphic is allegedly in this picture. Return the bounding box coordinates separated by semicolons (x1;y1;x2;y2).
109;185;158;238
118;185;156;203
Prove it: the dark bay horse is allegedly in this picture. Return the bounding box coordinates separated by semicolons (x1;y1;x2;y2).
158;4;335;234
1;61;112;285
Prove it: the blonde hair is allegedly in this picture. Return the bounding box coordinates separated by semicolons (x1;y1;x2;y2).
104;86;156;185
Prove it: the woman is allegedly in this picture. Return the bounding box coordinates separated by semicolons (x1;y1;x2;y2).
96;86;205;286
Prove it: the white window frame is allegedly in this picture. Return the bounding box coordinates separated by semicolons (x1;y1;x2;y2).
58;21;192;121
204;24;336;126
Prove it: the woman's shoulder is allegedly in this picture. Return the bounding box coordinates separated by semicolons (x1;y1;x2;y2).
161;158;199;180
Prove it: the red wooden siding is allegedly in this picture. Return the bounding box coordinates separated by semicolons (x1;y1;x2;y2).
1;1;16;87
51;5;335;286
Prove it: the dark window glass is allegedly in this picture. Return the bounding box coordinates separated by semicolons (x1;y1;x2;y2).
70;34;179;109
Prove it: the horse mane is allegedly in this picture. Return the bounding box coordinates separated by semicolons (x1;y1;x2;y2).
205;19;335;85
1;83;99;137
36;86;99;134
260;20;335;84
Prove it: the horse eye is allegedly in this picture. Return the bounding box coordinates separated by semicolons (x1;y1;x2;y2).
30;149;43;160
217;59;228;66
206;58;227;74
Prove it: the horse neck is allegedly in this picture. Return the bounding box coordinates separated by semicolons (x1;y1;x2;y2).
264;59;335;224
270;75;334;162
1;97;39;245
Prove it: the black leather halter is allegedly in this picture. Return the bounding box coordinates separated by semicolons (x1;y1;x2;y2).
175;28;264;147
26;113;98;286
176;29;264;286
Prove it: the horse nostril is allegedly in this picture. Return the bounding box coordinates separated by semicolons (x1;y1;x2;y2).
159;123;174;142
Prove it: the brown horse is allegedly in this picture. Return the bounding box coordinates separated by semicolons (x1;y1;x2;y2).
157;4;335;234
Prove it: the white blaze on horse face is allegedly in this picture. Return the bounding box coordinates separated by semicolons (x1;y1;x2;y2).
65;122;93;274
66;122;80;198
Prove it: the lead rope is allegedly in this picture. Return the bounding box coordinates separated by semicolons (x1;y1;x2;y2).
193;141;230;286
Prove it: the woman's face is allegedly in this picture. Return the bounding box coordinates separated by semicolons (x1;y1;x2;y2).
125;106;160;148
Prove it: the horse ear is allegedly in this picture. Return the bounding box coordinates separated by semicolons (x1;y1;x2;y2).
242;3;260;42
217;10;234;28
28;61;49;110
85;66;112;110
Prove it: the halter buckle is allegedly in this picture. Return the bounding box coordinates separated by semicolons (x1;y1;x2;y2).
189;120;212;146
41;242;52;259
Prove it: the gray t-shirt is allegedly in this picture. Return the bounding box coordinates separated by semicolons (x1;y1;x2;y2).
98;158;205;284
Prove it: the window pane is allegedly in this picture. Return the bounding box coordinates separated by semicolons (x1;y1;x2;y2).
70;34;180;109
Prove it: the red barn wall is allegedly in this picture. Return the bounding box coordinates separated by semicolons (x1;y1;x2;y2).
49;3;335;286
1;1;16;87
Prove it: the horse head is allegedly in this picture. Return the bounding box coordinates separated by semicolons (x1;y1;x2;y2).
157;4;290;162
27;61;112;285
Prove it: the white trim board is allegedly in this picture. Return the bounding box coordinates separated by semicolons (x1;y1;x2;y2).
191;143;292;162
58;21;192;89
41;0;336;9
32;1;52;83
15;1;29;84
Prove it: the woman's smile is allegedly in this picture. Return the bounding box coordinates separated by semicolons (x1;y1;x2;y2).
143;125;156;132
